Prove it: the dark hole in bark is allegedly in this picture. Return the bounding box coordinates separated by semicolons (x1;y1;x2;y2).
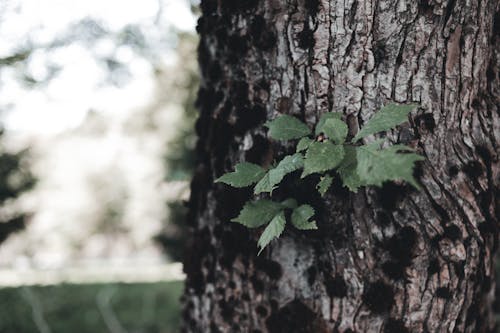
384;318;409;333
210;322;221;333
219;224;254;268
415;113;436;133
471;98;481;109
376;211;392;226
478;221;498;238
382;261;407;280
218;299;235;321
255;258;283;280
307;266;317;285
443;224;462;241
208;62;223;82
448;165;459;177
245;135;270;165
418;0;434;15
228;34;249;55
234;104;267;134
476;145;493;166
454;260;466;279
413;162;424;183
482;276;492;292
385;226;418;266
220;0;259;14
373;42;386;66
298;25;315;49
215;27;228;45
429;200;451;223
443;0;457;26
376;183;408;211
251;275;265;293
266;299;322;333
430;235;442;248
462;160;483;179
305;0;320;17
214;186;251;222
250;15;265;39
428;259;440;275
465;301;480;326
493;10;500;38
256;31;277;51
231;81;250;108
256;305;268;317
270;299;279;311
325;275;348;298
198;40;211;71
362;280;395;314
436;287;453;299
486;62;496;82
200;0;217;14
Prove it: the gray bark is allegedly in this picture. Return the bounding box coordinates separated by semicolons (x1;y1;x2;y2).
182;0;500;332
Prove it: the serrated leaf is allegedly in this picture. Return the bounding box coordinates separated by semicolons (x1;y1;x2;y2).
254;153;304;194
265;115;311;140
280;198;298;209
291;205;317;230
231;199;283;228
317;175;333;196
352;103;417;142
315;112;342;136
302;141;345;178
356;141;424;189
215;162;266;187
257;211;286;255
337;146;365;192
323;118;348;144
296;137;314;152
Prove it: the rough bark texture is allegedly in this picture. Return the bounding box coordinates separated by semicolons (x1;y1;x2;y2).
182;0;500;332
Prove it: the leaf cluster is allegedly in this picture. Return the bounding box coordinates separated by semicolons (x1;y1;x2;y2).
216;103;423;253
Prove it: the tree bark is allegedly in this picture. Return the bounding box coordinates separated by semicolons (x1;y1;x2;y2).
182;0;499;332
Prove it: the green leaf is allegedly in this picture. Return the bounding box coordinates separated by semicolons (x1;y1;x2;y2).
291;205;317;230
231;199;283;228
302;141;345;178
280;198;298;209
257;211;286;255
337;146;365;192
315;112;342;136
356;141;424;189
317;175;333;196
265;115;311;140
323;118;348;144
254;153;304;194
296;137;314;152
353;103;417;142
215;162;266;187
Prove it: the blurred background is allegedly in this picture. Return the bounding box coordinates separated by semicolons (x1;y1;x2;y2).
0;0;198;332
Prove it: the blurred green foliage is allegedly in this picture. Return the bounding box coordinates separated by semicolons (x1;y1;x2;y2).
0;281;183;333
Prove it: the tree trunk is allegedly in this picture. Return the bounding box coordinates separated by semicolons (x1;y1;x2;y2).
182;0;499;332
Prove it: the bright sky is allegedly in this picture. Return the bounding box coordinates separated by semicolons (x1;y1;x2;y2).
0;0;197;135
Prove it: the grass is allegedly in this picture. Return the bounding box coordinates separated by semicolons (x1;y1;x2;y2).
0;280;183;333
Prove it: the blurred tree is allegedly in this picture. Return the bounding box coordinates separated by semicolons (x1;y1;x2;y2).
0;128;36;244
182;0;499;332
155;32;199;262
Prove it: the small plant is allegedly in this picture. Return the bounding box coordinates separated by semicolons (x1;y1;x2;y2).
216;103;424;254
